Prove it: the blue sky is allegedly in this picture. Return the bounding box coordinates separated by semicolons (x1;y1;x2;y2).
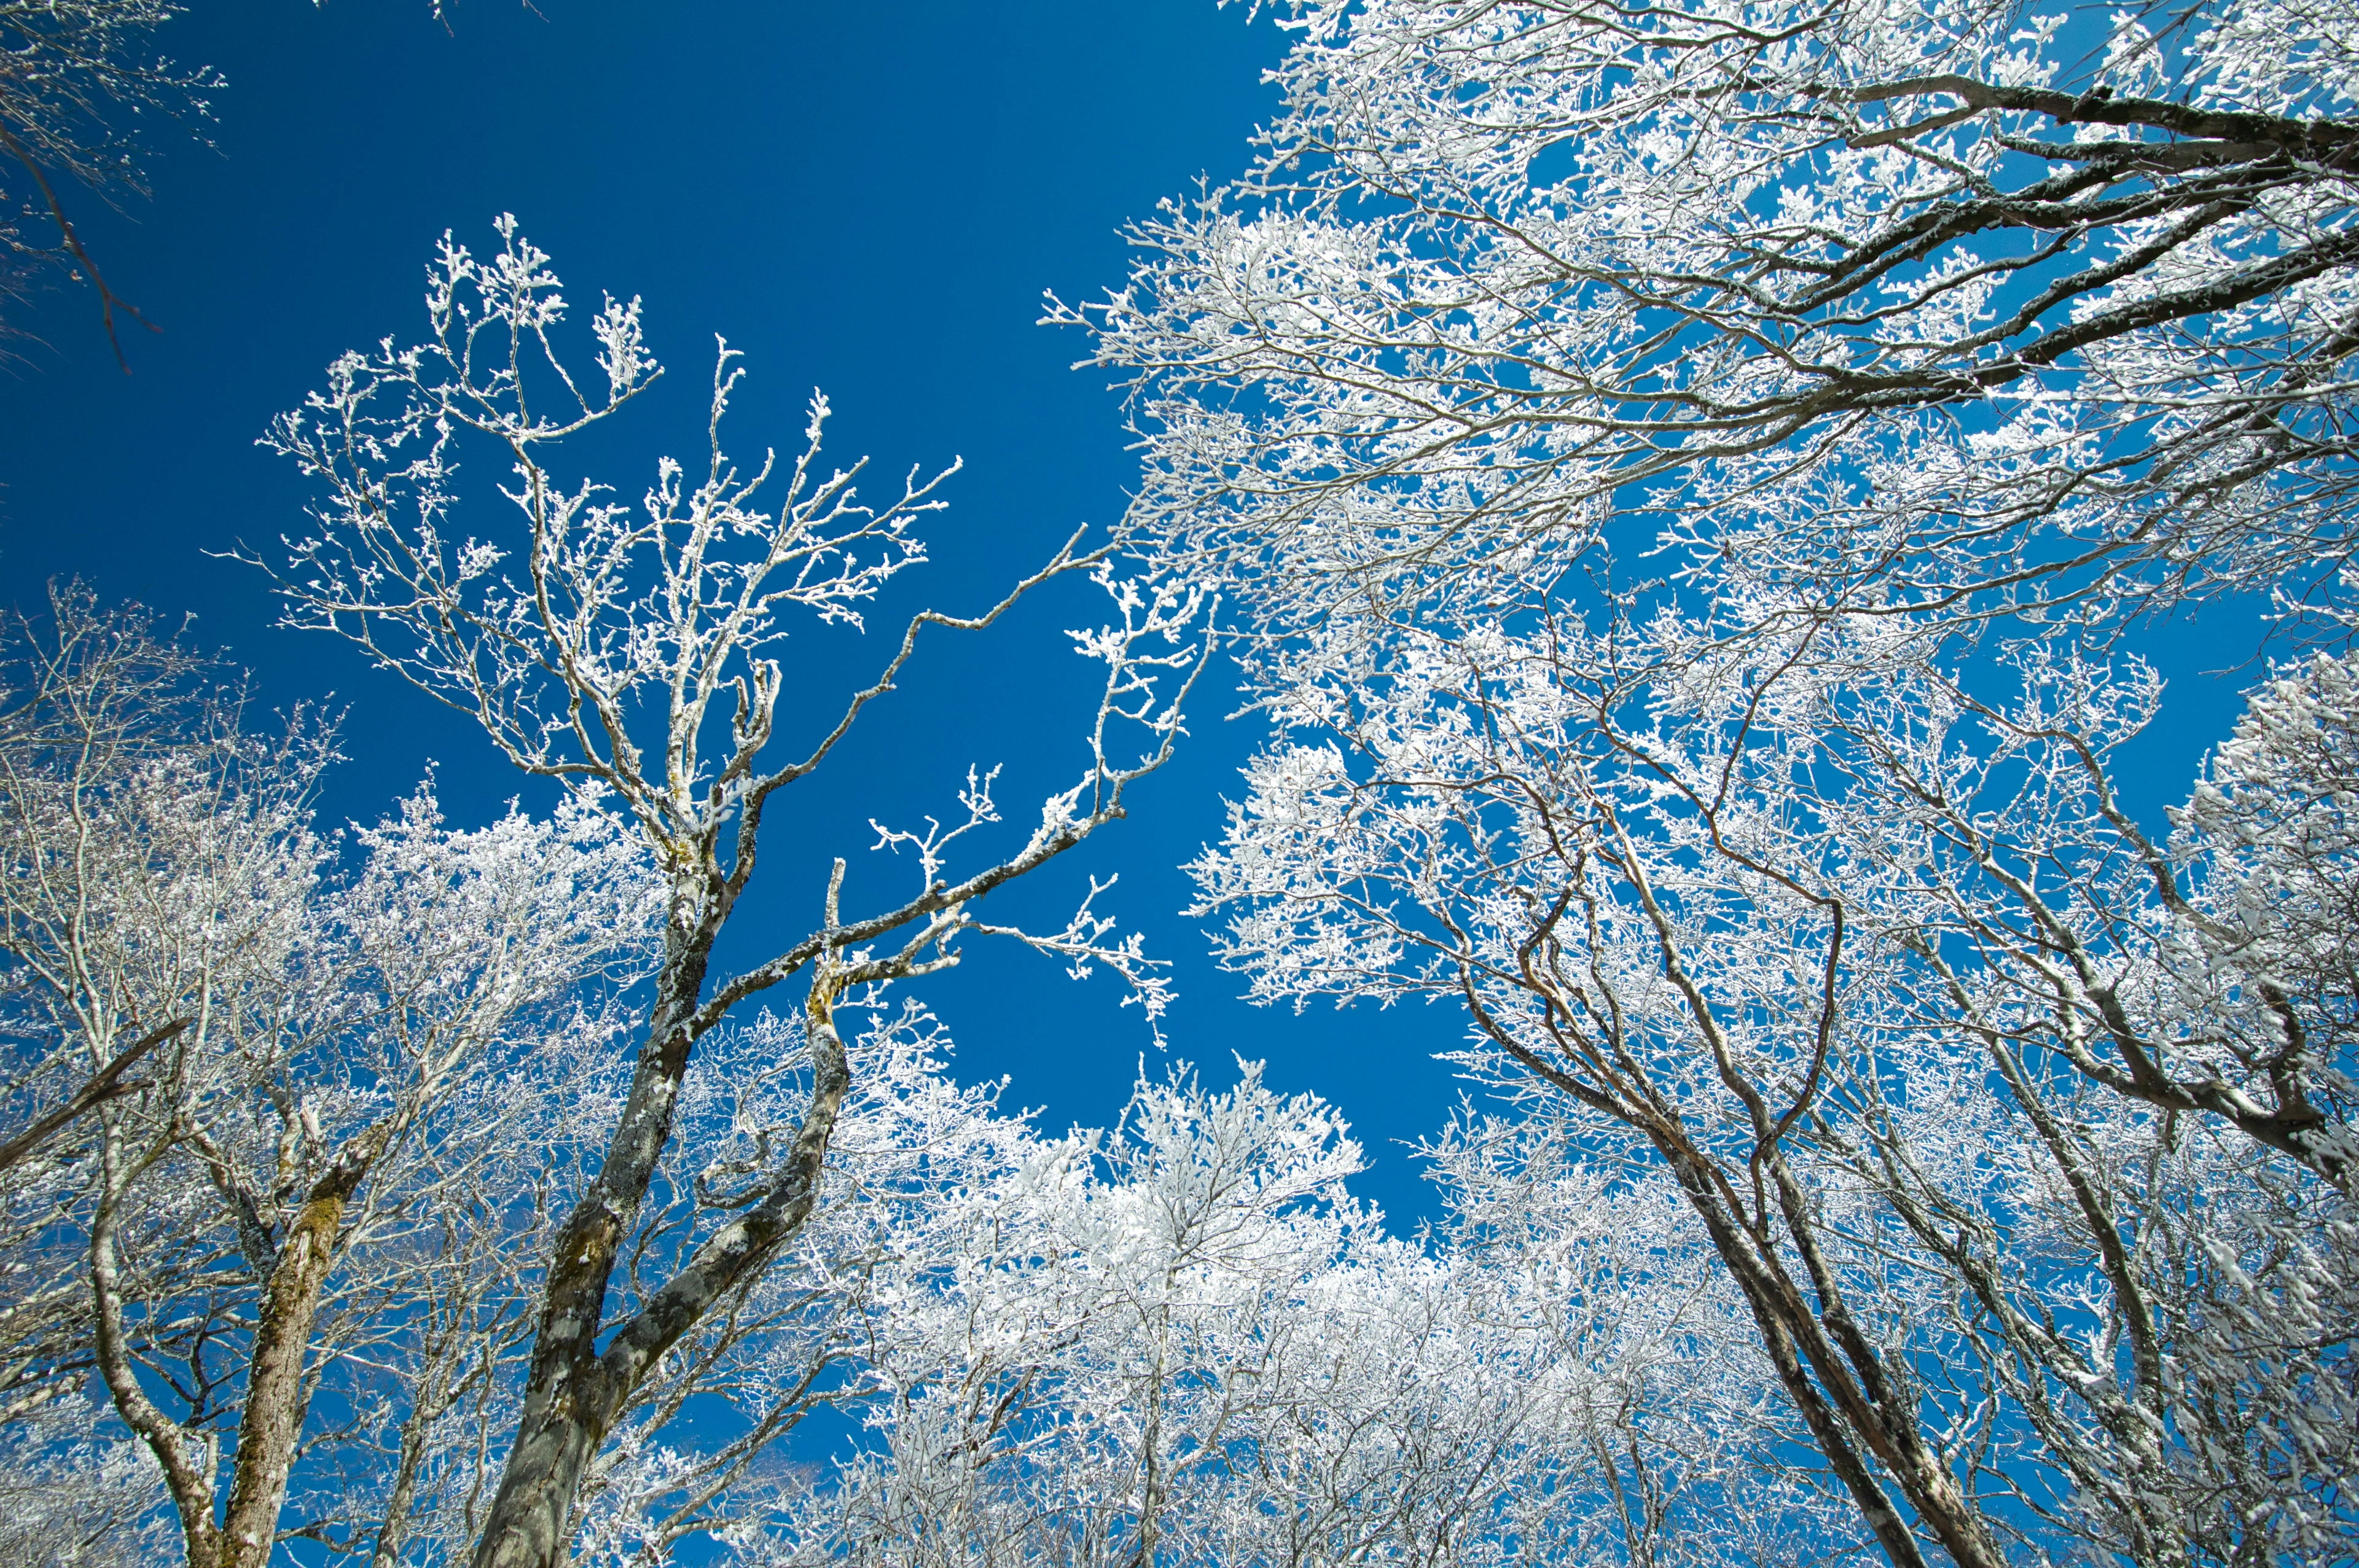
0;0;2272;1229
0;0;1477;1225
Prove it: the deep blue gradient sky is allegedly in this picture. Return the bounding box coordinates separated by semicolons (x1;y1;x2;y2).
0;0;2271;1228
0;0;1480;1225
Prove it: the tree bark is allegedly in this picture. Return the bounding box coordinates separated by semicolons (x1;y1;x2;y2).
216;1127;388;1568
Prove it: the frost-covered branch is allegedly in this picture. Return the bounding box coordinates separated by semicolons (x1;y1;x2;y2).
255;221;1208;1568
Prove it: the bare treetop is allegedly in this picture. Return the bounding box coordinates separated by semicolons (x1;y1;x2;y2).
259;219;1211;1568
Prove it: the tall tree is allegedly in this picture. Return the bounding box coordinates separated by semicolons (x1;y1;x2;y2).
1184;616;2356;1562
257;219;1209;1568
1078;1;2359;1561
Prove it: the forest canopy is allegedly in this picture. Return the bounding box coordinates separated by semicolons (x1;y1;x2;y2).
2;1;2354;1564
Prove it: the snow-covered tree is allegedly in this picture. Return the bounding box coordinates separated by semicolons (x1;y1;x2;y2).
1;591;1088;1568
1177;607;2356;1563
1070;5;2359;1560
1074;0;2359;649
762;1060;1801;1568
0;0;217;359
0;1392;176;1566
0;588;663;1568
257;219;1210;1568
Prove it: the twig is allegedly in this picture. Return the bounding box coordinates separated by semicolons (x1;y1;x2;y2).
0;116;159;371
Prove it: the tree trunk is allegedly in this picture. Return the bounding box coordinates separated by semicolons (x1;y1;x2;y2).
216;1184;351;1568
466;927;718;1568
89;1117;225;1568
471;979;853;1568
1660;1144;1934;1568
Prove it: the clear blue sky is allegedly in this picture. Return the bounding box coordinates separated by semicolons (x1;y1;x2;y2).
0;0;2267;1228
0;0;1479;1225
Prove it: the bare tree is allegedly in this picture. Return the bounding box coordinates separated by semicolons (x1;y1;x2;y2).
0;1;218;362
0;585;668;1568
256;217;1210;1568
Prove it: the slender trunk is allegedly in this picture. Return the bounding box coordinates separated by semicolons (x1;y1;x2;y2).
1659;1143;1932;1568
1758;1150;2009;1568
1721;1185;2005;1568
216;1191;345;1566
369;1403;431;1568
89;1112;224;1568
1611;852;2009;1567
371;1307;467;1568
